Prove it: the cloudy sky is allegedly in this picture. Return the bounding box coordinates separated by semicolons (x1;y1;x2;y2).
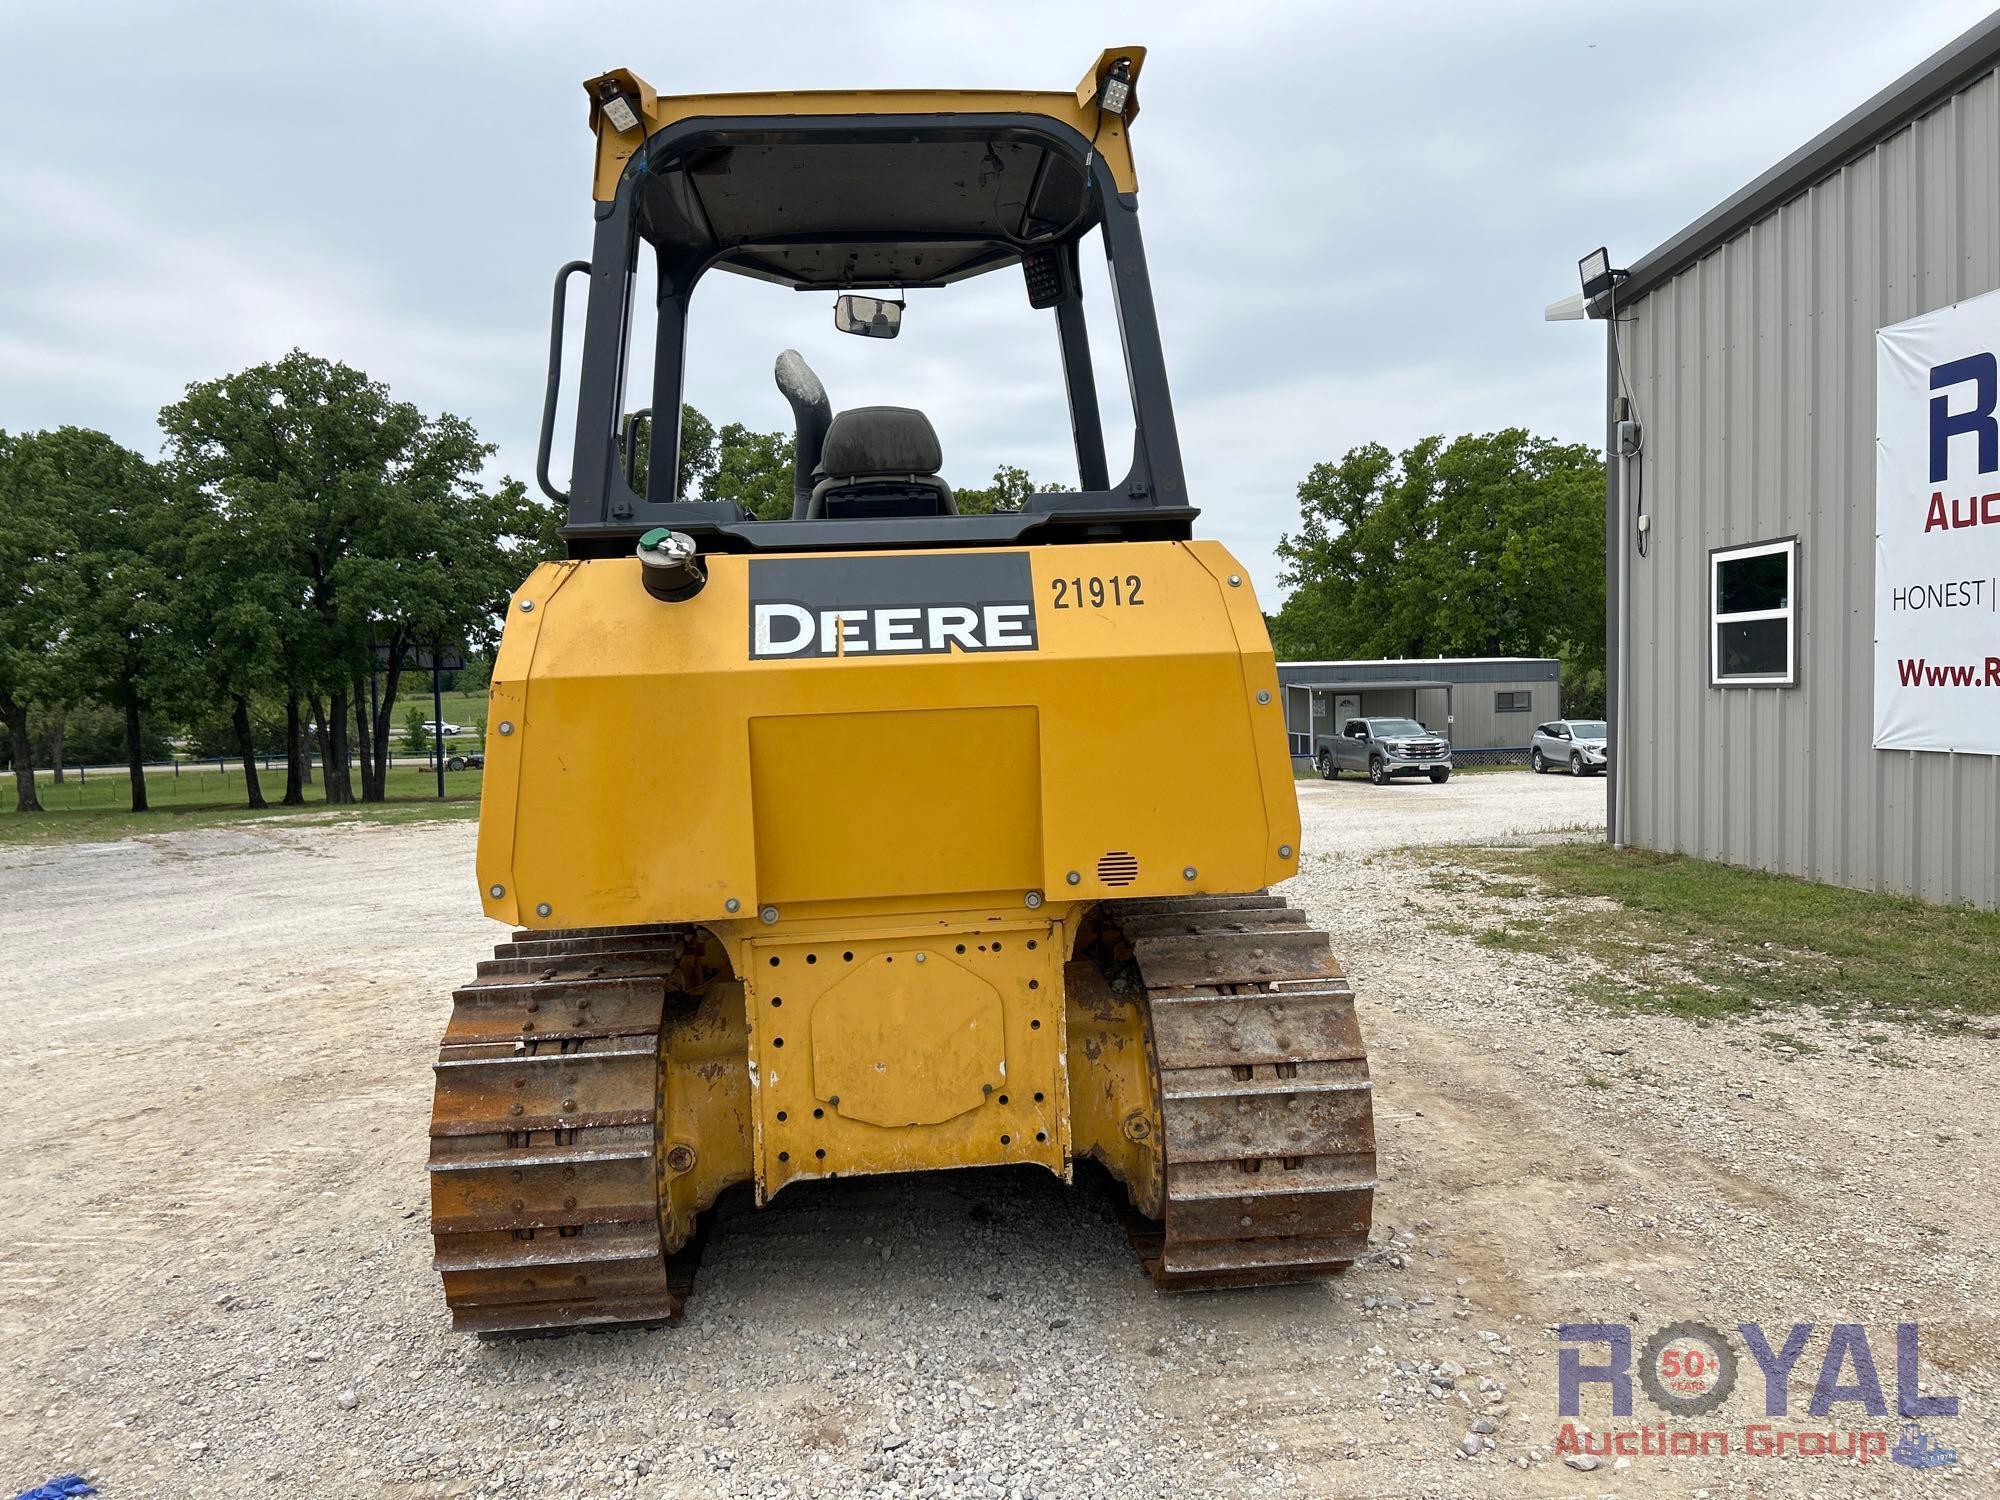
2;0;1990;597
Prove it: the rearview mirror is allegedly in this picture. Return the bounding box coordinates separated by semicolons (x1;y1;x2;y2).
834;294;904;339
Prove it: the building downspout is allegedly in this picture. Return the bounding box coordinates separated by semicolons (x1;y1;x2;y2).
1605;316;1627;850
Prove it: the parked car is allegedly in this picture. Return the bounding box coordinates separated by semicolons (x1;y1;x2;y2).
1315;717;1452;785
422;720;466;738
1530;719;1609;776
445;752;485;772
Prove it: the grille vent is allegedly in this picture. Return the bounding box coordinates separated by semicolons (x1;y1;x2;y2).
1096;851;1140;886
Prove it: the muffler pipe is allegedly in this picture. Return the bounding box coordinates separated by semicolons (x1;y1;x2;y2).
774;349;831;520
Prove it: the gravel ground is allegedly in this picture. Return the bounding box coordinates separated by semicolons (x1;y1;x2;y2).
2;773;1994;1498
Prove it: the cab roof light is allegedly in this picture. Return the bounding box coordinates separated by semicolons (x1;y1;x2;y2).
1098;58;1133;118
599;88;641;135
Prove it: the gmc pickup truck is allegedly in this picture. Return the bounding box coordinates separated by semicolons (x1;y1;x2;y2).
1314;716;1452;785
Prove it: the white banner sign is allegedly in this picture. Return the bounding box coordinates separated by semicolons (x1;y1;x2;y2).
1874;291;2000;754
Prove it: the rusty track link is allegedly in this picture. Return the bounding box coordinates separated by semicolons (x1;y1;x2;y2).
1108;894;1377;1289
427;924;703;1336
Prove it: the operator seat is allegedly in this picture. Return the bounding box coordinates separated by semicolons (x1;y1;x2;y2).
807;407;958;519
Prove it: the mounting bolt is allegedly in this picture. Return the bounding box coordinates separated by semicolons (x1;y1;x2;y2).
1122;1111;1153;1142
665;1144;696;1174
1278;844;1294;860
724;898;741;913
1024;890;1044;909
915;952;927;964
536;902;552;918
1182;866;1198;881
1257;690;1271;704
489;884;505;899
759;905;779;925
1065;870;1081;886
518;598;535;612
1227;575;1242;587
498;721;514;736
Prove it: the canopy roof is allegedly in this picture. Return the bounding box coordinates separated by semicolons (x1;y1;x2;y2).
1294;680;1455;693
636;133;1096;289
581;52;1144;290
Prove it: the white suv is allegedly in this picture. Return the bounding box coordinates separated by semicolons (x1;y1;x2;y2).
1530;719;1608;776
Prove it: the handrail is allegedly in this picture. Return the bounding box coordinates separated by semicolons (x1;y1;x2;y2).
536;259;593;505
622;407;652;493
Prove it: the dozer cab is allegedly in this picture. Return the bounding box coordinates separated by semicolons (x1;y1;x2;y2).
427;49;1378;1334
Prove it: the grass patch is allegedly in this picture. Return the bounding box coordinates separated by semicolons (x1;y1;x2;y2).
1759;1029;1821;1056
1452;844;2000;1026
0;799;478;847
2;765;481;845
22;763;482;814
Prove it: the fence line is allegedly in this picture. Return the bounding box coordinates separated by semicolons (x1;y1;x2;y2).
9;756;482;811
22;751;480;784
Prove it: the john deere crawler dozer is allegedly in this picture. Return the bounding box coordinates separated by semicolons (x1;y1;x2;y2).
428;49;1377;1334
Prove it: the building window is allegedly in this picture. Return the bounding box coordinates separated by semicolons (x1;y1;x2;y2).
1711;538;1797;686
1495;690;1532;713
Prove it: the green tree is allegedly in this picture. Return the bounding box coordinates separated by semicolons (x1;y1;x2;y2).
160;352;538;806
953;464;1068;516
160;479;294;808
619;405;720;503
160;355;398;805
4;428;173;812
708;423;795;519
0;429;71;811
38;701;169;765
1271;431;1604;704
401;706;430;754
338;452;541;802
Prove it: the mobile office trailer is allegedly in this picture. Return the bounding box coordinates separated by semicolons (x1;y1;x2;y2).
1276;658;1561;767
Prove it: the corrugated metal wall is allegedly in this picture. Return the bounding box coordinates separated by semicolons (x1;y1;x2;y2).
1619;66;2000;908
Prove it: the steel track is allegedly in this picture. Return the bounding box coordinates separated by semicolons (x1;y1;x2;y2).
1099;893;1378;1288
427;925;700;1336
427;894;1376;1333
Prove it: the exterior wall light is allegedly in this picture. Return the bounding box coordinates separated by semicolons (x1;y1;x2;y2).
1579;246;1627;301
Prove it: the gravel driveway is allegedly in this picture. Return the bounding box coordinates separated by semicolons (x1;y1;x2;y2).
2;772;1992;1498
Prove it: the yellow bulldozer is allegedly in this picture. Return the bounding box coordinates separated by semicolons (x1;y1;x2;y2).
427;49;1377;1334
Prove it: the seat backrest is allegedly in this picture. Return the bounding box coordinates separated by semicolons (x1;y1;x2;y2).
807;407;956;519
819;406;942;477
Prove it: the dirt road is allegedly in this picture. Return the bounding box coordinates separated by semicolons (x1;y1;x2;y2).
2;774;1992;1498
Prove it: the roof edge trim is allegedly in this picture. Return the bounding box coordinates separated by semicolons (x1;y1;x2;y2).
1591;11;2000;310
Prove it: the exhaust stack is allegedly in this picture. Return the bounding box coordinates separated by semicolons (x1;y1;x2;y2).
774;350;832;520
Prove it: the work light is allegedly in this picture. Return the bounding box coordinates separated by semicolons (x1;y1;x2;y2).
1099;58;1132;117
600;90;641;134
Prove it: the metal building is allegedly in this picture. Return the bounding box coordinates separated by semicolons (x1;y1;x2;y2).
1592;14;2000;908
1277;658;1561;767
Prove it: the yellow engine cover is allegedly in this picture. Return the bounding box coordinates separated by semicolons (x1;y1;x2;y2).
476;539;1297;929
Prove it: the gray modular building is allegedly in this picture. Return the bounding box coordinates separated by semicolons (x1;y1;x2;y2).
1276;658;1561;767
1591;14;2000;908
